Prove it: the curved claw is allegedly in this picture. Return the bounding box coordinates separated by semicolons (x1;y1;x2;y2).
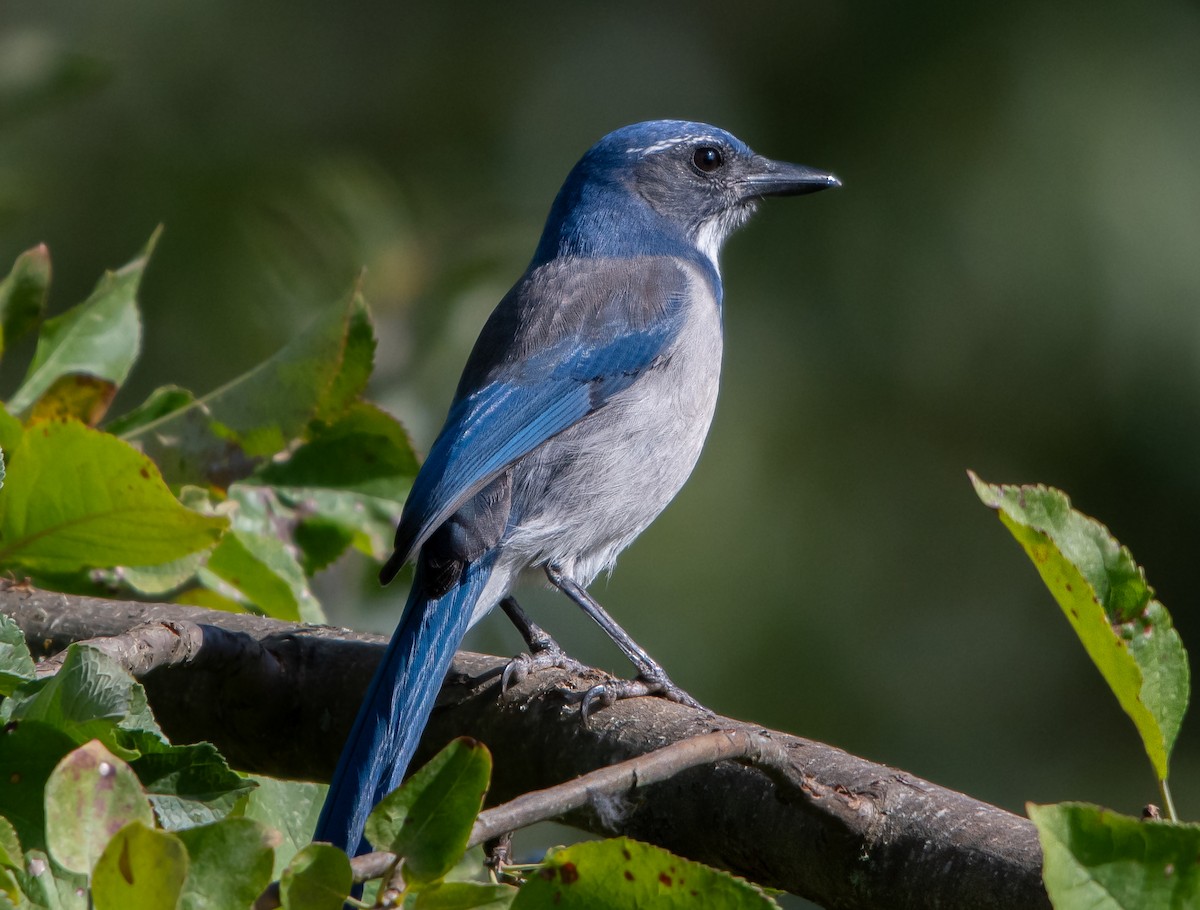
499;649;591;697
578;674;706;723
579;684;617;725
500;655;528;694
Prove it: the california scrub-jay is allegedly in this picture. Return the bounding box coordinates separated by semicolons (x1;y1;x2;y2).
315;120;839;853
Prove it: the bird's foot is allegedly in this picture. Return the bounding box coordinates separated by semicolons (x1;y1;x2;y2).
500;644;591;694
564;667;706;725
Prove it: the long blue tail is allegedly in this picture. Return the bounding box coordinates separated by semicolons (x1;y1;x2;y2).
314;553;496;854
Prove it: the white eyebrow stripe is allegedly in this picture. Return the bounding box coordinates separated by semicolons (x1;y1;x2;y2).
625;135;709;156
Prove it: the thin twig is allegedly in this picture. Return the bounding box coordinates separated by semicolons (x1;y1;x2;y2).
344;731;777;886
469;729;783;845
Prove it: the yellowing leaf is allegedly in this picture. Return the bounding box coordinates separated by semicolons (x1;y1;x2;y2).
91;822;188;910
512;838;777;909
0;419;227;574
8;230;157;419
28;373;117;427
972;474;1189;782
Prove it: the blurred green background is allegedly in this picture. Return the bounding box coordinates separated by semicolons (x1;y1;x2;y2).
4;0;1200;860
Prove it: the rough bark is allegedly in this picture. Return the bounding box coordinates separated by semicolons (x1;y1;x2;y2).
1;585;1048;910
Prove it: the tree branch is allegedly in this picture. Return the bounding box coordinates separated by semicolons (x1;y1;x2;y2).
1;584;1048;910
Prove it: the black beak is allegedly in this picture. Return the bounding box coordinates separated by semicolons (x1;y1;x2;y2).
740;155;841;200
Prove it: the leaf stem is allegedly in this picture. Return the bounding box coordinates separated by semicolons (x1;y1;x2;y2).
1159;779;1178;822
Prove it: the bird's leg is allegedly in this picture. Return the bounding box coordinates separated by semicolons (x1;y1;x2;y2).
544;564;705;721
499;595;589;692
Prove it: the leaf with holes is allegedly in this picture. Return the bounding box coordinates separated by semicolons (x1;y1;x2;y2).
91;822;188;910
971;473;1188;783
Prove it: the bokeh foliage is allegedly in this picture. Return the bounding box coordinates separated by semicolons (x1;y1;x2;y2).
2;0;1199;831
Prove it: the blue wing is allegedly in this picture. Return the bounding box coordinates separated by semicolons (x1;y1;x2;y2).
381;257;697;578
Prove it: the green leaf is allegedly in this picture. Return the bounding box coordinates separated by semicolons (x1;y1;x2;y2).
7;645;252;830
118;551;208;597
0;244;50;360
172;587;246;613
126;734;256;830
176;817;276;910
235;776;326;880
0;867;19;906
365;737;491;885
44;740;153;876
291;489;403;563
0;419;227;574
257;400;417;497
91;822;188;910
313;278;375;423
0;816;23;872
201;528;321;622
7;645;157;758
124;283;376;488
415;881;517;909
511;838;778;909
279;843;351;910
0;721;78;855
0;816;24;906
0;406;23;463
14;848;87;910
0;613;35;696
106;385;195;438
8;231;157;419
292;518;355;574
255;399;416;561
1030;802;1200;909
971;474;1189;782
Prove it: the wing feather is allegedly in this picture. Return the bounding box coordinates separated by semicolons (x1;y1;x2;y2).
380;257;695;580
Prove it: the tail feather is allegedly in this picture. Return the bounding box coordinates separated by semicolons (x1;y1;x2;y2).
314;553;496;854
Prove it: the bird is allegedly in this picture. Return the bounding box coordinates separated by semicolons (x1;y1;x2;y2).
314;119;839;854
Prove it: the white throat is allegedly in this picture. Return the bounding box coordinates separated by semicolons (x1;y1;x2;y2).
690;203;755;275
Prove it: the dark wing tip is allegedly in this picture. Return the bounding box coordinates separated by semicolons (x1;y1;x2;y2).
379;549;407;585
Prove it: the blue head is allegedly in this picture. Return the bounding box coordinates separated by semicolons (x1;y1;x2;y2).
533;119;839;273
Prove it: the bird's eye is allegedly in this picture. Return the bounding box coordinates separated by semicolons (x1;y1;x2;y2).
692;146;723;173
